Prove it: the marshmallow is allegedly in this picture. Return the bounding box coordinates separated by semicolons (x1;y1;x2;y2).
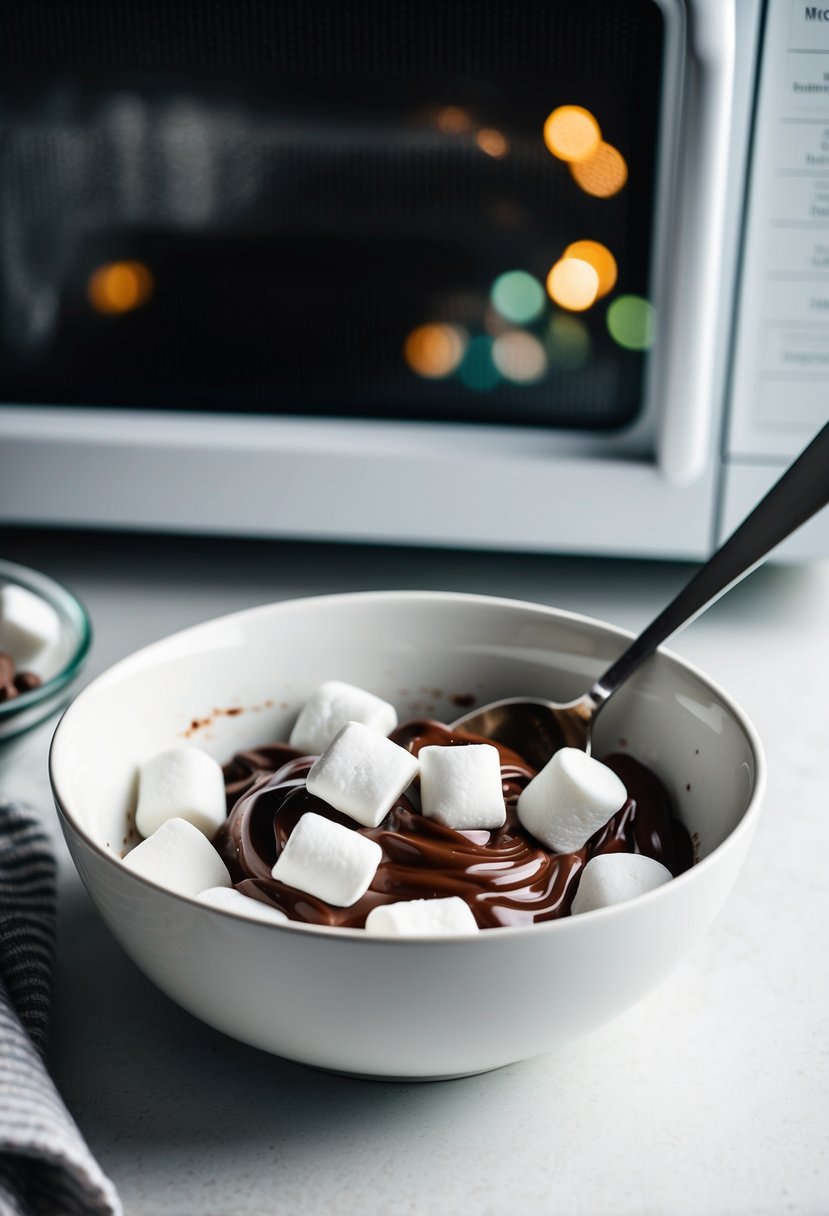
419;743;506;830
135;746;227;839
289;680;398;754
0;584;61;665
306;720;419;828
517;747;627;852
570;853;673;915
198;886;289;925
272;811;382;906
122;817;232;898
365;896;479;936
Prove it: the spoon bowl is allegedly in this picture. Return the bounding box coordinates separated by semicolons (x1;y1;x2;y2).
454;420;828;764
451;694;594;766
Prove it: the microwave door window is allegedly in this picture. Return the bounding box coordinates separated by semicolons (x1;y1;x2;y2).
0;0;663;431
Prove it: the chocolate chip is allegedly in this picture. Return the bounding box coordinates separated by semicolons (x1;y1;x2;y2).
0;650;43;700
0;652;14;686
13;671;42;693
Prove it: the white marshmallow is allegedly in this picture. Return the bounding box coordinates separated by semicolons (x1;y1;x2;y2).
517;747;627;852
197;886;289;925
306;720;419;828
0;583;61;665
272;811;382;907
365;896;479;936
419;743;506;830
122;817;232;898
570;853;673;915
289;680;398;754
136;746;227;839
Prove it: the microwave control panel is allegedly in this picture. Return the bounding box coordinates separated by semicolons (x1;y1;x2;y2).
728;0;829;463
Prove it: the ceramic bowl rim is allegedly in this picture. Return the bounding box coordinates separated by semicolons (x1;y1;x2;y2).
49;588;766;943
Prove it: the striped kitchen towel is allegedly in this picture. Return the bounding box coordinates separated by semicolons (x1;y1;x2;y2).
0;799;121;1216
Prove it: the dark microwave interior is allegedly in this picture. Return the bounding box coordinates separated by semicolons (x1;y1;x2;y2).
0;1;664;430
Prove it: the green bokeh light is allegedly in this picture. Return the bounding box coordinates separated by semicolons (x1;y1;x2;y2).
606;295;655;351
458;336;501;391
547;313;591;369
491;270;546;325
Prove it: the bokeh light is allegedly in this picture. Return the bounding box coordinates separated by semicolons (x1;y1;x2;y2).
546;258;600;312
492;331;548;383
606;295;655;350
570;142;628;197
458;336;501;391
436;106;472;134
476;128;510;159
87;261;154;314
404;323;468;378
563;240;617;299
547;314;592;369
491;270;546;325
543;106;601;163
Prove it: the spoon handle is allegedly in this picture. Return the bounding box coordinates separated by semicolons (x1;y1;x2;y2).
588;419;829;709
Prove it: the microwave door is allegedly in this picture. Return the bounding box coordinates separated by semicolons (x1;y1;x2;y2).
0;1;759;558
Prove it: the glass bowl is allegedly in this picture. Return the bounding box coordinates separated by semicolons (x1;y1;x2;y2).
0;558;92;743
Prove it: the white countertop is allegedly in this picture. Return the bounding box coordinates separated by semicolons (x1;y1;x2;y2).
1;529;828;1216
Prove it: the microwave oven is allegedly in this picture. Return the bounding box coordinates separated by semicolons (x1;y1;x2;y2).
0;0;827;560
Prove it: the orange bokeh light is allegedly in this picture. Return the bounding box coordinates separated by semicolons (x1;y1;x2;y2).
545;258;600;312
404;323;467;378
492;330;548;383
436;106;472;135
475;128;509;159
543;105;601;163
563;240;618;298
570;142;628;198
88;261;154;314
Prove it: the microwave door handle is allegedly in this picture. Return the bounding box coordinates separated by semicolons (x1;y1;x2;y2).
657;0;735;485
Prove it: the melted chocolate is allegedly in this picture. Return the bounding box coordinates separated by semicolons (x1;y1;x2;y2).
214;720;693;930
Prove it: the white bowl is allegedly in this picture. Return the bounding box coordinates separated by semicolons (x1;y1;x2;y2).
49;591;764;1079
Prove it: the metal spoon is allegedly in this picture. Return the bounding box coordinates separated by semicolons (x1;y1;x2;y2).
451;420;829;769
